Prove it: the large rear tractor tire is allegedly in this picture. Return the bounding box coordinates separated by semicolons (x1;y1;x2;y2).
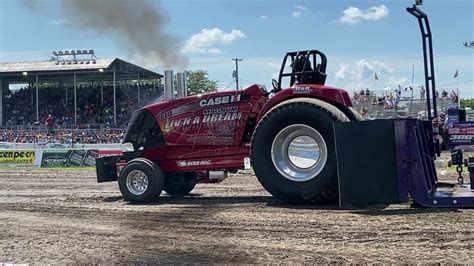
251;98;349;204
164;173;197;195
118;158;164;203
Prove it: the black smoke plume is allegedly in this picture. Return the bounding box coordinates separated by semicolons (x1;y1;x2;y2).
23;0;188;68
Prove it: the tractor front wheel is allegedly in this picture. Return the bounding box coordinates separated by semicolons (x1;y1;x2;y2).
251;98;349;204
118;158;164;203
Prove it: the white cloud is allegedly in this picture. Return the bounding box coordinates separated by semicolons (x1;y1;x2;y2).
335;59;391;81
207;48;222;54
259;15;269;22
51;18;72;25
296;5;307;10
332;59;417;93
292;5;307;18
267;62;280;70
183;28;246;54
335;63;350;79
266;62;280;79
339;5;389;24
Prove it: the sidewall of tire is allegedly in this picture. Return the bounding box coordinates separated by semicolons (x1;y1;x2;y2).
163;172;197;195
251;101;343;203
164;182;196;195
118;158;164;203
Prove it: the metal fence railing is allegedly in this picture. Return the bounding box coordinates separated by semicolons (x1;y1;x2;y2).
0;124;124;132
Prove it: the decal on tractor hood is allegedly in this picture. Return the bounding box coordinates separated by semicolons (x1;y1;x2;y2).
164;107;243;130
187;135;234;145
199;94;241;107
292;86;313;93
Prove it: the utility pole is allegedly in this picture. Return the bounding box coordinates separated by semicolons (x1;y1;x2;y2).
232;58;243;90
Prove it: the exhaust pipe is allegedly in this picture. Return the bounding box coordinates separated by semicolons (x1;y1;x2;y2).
164;70;174;101
208;171;228;182
176;72;187;98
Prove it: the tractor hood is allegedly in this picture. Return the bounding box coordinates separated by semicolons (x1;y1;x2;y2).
143;84;265;121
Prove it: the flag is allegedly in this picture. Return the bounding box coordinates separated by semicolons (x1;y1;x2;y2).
374;73;379;80
454;69;458;78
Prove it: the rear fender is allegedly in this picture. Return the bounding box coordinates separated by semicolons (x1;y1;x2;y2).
258;85;356;122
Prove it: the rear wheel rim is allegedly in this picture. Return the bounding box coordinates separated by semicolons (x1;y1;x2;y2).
271;124;328;182
126;170;149;195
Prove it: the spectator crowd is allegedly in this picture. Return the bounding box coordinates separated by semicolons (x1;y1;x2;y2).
353;87;459;112
4;82;161;127
0;130;122;144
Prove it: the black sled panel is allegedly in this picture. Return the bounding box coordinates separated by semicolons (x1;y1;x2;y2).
333;120;400;207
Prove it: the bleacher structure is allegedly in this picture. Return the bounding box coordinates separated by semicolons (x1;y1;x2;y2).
352;96;454;119
0;51;162;127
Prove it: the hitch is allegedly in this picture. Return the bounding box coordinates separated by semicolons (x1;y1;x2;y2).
451;149;465;185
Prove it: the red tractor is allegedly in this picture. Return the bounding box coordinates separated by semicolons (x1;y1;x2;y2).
98;5;474;208
97;50;362;204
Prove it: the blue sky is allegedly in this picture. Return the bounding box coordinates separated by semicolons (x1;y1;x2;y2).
1;0;473;98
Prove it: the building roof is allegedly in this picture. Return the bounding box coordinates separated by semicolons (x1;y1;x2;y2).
0;58;114;73
0;58;162;81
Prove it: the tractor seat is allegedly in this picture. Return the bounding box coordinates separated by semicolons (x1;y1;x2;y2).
294;57;325;85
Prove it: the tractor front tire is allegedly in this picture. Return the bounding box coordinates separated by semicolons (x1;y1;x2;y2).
118;158;164;203
251;98;348;204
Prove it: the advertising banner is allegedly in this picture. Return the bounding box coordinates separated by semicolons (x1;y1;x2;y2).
0;148;119;168
0;150;36;165
40;150;70;167
83;150;98;166
447;122;474;151
41;149;100;167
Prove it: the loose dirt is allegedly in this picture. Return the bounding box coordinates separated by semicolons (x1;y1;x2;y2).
1;159;473;263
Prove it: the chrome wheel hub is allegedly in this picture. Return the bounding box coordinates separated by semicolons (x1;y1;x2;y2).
126;170;149;195
271;124;328;182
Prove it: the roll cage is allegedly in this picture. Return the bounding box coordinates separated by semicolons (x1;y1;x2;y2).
274;50;328;91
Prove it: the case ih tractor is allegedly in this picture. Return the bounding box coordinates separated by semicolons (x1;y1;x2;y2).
97;5;474;208
98;49;359;204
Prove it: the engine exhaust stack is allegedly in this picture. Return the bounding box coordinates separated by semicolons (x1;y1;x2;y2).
176;72;187;98
164;70;187;100
164;70;174;101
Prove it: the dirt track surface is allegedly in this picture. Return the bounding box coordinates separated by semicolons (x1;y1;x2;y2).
1;167;473;264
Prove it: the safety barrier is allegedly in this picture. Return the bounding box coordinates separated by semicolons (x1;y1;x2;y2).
0;142;121;150
0;148;122;168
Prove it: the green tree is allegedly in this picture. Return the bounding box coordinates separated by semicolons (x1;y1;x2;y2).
186;70;218;96
460;98;474;108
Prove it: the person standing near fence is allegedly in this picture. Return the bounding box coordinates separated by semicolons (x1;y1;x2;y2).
46;115;55;135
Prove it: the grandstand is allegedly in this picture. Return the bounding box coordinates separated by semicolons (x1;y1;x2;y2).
0;50;162;132
352;95;455;119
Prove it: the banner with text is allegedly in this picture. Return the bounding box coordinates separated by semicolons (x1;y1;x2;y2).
0;150;37;166
40;149;99;167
